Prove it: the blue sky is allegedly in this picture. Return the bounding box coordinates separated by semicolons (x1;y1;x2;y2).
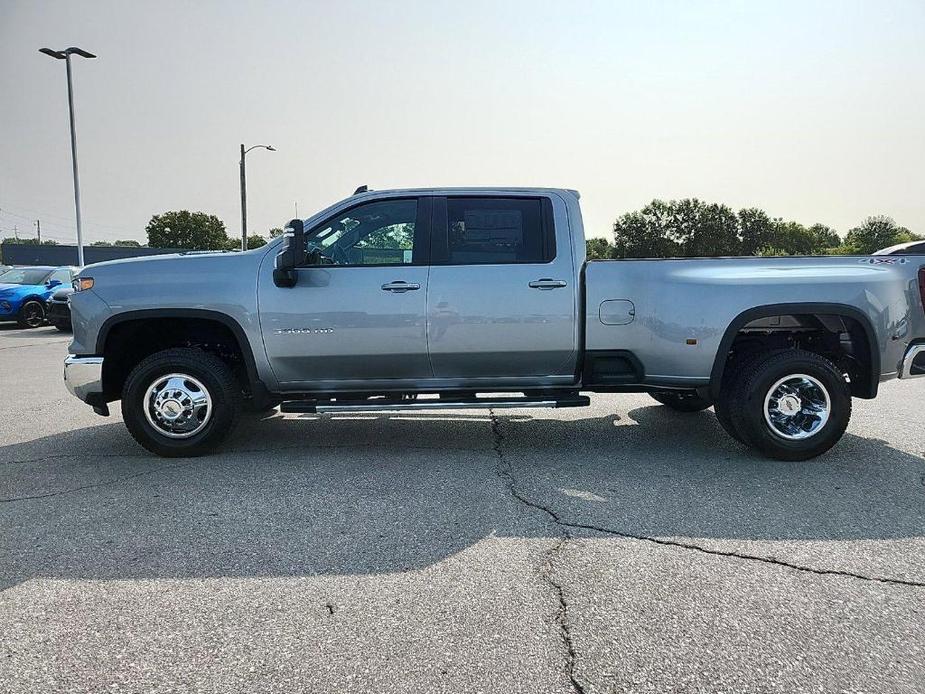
1;0;923;244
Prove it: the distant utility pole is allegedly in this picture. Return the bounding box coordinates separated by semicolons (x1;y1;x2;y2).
13;225;18;240
39;46;97;267
239;143;276;251
35;220;41;244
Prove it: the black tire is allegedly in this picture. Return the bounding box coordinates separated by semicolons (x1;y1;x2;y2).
650;391;713;412
122;348;241;457
17;300;45;329
51;321;72;332
713;350;780;445
713;394;745;444
727;349;851;461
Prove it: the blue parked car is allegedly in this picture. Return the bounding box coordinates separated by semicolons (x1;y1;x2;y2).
0;266;78;328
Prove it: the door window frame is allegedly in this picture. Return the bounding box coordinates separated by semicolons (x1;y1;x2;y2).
297;196;433;268
429;195;557;266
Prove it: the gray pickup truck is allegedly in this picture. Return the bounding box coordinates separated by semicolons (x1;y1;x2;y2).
64;187;925;460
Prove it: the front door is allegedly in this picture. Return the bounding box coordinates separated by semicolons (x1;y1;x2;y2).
426;195;579;384
258;196;433;389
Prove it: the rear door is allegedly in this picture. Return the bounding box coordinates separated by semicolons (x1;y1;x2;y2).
258;196;433;388
426;194;579;384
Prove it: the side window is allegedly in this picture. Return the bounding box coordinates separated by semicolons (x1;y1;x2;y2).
305;199;418;266
49;269;72;285
445;197;552;265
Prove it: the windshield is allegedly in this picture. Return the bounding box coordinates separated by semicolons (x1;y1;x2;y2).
0;268;52;285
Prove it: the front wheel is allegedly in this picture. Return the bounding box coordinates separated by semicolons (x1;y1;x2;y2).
728;350;851;461
122;348;242;457
17;300;45;328
650;391;713;412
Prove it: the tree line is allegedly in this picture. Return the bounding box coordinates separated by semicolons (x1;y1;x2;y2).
587;198;921;260
4;200;920;262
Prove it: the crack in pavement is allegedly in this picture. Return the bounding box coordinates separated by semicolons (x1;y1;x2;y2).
490;411;588;694
0;460;200;502
489;415;925;594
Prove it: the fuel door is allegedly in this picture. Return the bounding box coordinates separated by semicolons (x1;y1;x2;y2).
599;299;636;326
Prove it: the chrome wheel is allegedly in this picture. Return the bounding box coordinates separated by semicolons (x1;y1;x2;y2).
763;374;830;441
143;373;213;439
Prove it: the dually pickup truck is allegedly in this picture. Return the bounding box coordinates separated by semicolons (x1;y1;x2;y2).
64;187;925;460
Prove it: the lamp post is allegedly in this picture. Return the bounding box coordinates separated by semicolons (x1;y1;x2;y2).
239;143;275;251
39;46;96;267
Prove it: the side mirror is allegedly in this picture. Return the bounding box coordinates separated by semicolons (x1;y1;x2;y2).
46;279;62;289
273;218;306;288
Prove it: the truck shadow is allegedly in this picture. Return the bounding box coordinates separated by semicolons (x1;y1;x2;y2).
1;406;923;589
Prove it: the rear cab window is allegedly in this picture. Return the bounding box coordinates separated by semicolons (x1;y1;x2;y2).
432;196;556;265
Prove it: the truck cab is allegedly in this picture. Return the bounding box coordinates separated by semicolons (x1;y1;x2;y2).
260;189;583;391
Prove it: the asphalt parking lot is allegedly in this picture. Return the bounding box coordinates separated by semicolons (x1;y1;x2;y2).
1;324;924;693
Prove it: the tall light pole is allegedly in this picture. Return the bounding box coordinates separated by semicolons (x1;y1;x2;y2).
40;47;96;267
239;143;275;251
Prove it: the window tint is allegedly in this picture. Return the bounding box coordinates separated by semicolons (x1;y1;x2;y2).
445;197;550;265
0;268;53;285
306;199;418;266
49;269;72;285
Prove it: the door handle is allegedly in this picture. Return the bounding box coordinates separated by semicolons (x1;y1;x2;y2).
381;281;421;293
529;279;568;290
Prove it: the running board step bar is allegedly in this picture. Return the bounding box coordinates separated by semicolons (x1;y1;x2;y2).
280;395;590;414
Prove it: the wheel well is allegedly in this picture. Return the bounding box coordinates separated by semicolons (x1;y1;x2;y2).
714;312;877;399
100;317;251;401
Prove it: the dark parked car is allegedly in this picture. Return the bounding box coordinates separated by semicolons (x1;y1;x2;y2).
875;240;925;255
46;287;74;331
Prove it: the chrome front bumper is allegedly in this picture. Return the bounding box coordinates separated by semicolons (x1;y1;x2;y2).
64;355;105;402
899;344;925;380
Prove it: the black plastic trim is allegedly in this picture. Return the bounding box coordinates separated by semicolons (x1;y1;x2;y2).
709;303;881;399
583;349;645;386
96;309;264;394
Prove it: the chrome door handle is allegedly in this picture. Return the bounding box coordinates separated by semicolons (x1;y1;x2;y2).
529;279;568;290
381;281;421;293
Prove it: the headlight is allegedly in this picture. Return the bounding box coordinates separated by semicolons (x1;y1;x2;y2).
73;277;94;291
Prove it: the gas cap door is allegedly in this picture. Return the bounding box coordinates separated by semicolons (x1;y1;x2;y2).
599;299;636;326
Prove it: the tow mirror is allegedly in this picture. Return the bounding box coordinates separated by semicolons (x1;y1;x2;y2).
273;218;306;288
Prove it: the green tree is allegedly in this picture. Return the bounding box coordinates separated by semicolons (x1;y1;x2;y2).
844;216;921;255
222;235;268;251
114;239;142;247
268;227;284;239
738;208;776;256
1;237;59;246
146;211;229;250
613;201;682;258
613;199;739;258
586;237;615;260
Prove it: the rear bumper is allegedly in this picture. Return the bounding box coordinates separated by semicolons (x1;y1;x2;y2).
64;355;104;403
899;344;925;379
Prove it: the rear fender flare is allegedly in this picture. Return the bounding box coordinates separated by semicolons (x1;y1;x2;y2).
709;302;880;400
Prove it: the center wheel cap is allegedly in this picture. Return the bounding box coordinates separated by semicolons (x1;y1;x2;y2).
778;394;801;416
161;400;183;419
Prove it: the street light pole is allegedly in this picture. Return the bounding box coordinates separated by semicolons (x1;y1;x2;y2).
64;52;84;266
239;143;275;251
40;47;96;267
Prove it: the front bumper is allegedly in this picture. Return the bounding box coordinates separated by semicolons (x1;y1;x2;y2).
899;344;925;379
64;355;105;403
